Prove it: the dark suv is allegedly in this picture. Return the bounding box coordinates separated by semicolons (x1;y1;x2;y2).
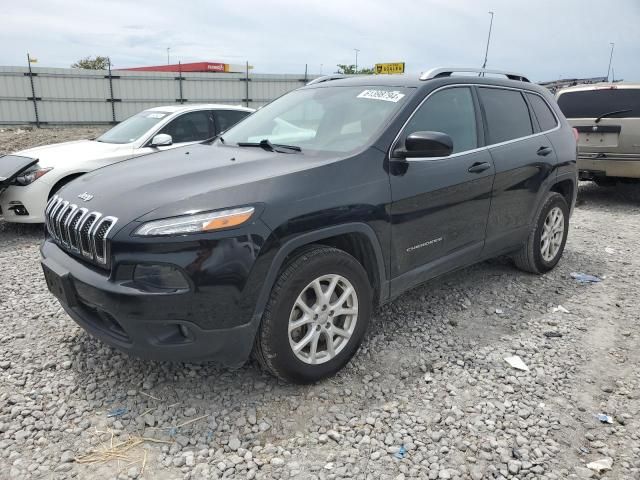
41;67;577;383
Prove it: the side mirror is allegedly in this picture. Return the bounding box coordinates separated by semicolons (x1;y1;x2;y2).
394;131;453;159
150;133;173;147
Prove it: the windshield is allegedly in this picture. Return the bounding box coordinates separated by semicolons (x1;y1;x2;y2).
557;88;640;119
96;110;171;144
221;86;411;153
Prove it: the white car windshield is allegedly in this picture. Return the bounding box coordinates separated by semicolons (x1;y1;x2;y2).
221;86;411;153
96;110;171;144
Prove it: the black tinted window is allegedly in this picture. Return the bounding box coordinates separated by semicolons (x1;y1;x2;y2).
215;110;250;133
557;88;640;119
479;88;533;144
404;87;477;154
160;111;212;143
526;93;558;131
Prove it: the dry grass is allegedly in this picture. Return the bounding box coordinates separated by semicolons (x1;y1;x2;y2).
75;429;171;473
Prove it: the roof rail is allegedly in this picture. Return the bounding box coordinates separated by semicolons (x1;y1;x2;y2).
420;67;530;83
306;74;347;85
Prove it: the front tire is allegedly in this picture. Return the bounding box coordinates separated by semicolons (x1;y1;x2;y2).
254;246;372;383
513;192;569;274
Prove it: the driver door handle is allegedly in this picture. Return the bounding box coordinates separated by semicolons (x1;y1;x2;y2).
537;146;553;156
467;161;491;173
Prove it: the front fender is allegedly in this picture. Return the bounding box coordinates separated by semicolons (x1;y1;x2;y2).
247;222;389;336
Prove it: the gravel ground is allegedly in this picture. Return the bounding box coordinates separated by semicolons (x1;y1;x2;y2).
1;129;640;479
0;126;107;156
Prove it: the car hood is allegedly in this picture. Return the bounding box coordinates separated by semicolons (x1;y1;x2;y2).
16;140;132;168
0;155;39;189
57;143;338;226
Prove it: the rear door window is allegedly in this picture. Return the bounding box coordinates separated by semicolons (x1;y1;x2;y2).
557;88;640;119
526;93;558;131
478;88;533;144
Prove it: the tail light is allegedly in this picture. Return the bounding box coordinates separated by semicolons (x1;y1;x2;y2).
572;128;579;142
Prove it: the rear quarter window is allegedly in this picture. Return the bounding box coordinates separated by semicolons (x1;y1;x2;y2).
557;88;640;119
526;93;558;131
478;88;533;144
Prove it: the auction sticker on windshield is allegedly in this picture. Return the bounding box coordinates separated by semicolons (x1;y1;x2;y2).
357;90;405;103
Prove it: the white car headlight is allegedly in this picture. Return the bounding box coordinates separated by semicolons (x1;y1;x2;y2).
134;207;255;236
14;167;53;186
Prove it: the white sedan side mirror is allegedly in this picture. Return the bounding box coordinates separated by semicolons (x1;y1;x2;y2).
150;134;173;147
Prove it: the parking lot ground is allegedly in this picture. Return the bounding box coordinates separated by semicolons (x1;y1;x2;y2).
1;129;640;479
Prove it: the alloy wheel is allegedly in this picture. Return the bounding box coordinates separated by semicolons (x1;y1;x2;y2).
288;274;359;365
541;206;564;262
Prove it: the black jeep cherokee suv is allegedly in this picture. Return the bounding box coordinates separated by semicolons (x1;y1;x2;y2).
41;67;577;383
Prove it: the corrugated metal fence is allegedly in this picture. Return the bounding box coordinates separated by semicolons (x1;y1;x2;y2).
0;66;318;126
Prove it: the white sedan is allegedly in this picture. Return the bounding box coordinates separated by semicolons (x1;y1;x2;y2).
0;104;253;223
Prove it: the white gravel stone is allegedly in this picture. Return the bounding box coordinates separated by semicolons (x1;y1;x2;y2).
1;130;639;480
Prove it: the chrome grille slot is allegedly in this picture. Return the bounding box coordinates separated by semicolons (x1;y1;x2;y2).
93;217;117;263
47;197;65;239
53;200;69;240
67;208;87;251
58;204;76;246
44;195;59;236
44;196;118;267
79;213;100;257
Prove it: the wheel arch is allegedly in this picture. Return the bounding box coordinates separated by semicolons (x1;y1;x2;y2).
250;223;389;331
549;177;576;212
48;172;86;199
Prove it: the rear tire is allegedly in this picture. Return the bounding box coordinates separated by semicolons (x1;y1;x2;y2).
254;246;372;384
513;192;569;274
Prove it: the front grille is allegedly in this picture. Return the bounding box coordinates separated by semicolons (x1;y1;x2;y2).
45;195;118;267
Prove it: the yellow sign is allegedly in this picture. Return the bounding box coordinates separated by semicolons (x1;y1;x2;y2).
375;62;405;74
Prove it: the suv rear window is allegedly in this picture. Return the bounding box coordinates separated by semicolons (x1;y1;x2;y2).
526;93;558;131
478;88;533;144
557;88;640;119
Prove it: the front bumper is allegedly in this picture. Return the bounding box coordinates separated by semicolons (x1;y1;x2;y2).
0;181;52;223
40;223;274;364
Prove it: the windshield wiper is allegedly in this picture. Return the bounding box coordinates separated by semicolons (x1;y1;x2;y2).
595;109;632;123
237;139;301;153
202;134;225;144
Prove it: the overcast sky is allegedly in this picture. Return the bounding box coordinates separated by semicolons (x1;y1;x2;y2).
2;0;639;82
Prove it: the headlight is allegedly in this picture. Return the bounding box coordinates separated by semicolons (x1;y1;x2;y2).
134;206;255;236
14;167;53;186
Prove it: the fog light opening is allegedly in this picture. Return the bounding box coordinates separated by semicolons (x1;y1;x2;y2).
8;204;29;216
132;264;190;292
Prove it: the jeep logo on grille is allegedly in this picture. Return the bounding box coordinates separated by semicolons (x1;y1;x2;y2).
78;192;94;202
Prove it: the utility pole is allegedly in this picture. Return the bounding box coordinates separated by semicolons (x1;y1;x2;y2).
481;11;494;70
606;42;615;82
26;53;40;128
167;47;171;65
354;48;360;74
